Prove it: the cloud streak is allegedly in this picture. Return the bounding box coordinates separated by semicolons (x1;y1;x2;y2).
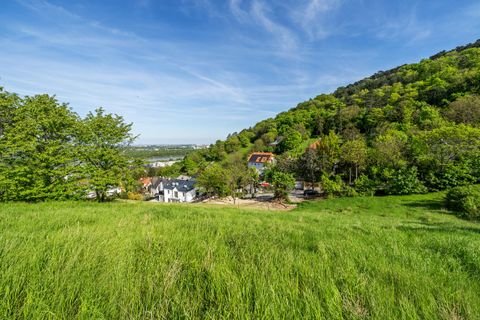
250;1;298;51
293;0;342;40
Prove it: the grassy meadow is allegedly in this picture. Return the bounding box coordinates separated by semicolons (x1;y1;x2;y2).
0;193;479;319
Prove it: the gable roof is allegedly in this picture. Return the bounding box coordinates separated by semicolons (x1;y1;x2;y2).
308;140;322;150
151;176;170;189
139;177;152;188
151;176;162;188
163;179;196;192
248;152;274;164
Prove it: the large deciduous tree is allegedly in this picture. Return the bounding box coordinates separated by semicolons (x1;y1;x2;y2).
297;147;322;189
340;138;368;184
77;108;136;202
444;95;480;126
0;92;137;202
196;164;229;198
0;95;80;201
0;87;20;137
265;167;295;201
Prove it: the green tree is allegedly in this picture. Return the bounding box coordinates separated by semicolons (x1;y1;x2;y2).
413;125;480;189
277;129;302;153
413;103;445;130
444;95;480;126
316;131;342;175
0;95;80;201
225;165;249;204
77;108;136;202
246;166;260;197
297;147;322;188
265;168;295;201
341;138;368;184
196;164;229;197
225;135;241;153
372;130;408;169
0;87;20;137
182;152;206;176
237;130;255;147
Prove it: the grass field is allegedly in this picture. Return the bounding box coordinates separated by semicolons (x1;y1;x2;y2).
1;192;479;319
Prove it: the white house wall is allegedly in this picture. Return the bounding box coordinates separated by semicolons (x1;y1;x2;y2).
161;188;196;203
185;189;196;202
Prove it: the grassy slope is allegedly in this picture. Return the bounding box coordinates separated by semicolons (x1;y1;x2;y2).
0;193;479;319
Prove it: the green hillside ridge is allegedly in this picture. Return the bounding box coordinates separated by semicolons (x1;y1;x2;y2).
178;39;480;197
1;191;479;319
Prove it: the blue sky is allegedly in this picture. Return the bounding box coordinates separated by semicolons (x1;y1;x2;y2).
1;0;479;144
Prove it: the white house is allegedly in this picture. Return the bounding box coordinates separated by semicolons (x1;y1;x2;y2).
161;179;196;203
143;176;196;203
247;152;275;173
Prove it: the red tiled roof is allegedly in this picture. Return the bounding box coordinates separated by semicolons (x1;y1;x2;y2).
248;152;274;163
139;177;152;187
308;140;321;150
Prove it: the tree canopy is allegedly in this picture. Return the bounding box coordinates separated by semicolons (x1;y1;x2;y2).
0;92;136;202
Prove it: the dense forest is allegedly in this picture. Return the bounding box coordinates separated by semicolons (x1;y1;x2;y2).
177;39;480;197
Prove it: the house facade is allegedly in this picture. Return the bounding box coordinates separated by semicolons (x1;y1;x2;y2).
247;152;275;173
140;176;197;203
161;179;196;203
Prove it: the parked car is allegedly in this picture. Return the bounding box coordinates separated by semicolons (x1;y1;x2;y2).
303;189;319;197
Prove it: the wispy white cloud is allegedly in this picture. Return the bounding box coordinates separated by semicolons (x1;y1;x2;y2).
292;0;342;40
251;1;298;51
15;0;81;20
227;0;298;52
373;5;431;44
228;0;249;22
180;0;222;19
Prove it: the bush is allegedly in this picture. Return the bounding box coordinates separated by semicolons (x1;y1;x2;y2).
445;185;480;220
354;175;377;196
424;163;476;190
321;175;357;198
386;167;427;195
270;171;295;200
127;192;145;201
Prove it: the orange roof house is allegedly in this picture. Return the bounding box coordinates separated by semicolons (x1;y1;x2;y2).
308;140;322;150
247;152;275;172
139;177;153;189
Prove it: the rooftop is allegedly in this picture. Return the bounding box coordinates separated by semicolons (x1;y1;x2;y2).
248;152;274;164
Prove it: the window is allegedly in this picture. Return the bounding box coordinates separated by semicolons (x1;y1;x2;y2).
174;191;178;198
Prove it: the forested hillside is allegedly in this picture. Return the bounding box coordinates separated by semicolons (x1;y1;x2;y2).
180;40;480;196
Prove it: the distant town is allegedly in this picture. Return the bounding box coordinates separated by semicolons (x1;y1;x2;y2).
125;144;207;162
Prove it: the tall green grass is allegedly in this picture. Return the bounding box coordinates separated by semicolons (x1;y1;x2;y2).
0;193;479;319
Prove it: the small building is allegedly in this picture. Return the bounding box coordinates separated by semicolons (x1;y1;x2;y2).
139;177;153;192
161;179;196;203
143;176;196;203
295;180;305;190
247;152;275;173
149;177;166;197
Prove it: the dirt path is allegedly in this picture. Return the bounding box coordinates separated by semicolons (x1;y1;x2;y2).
201;196;297;211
